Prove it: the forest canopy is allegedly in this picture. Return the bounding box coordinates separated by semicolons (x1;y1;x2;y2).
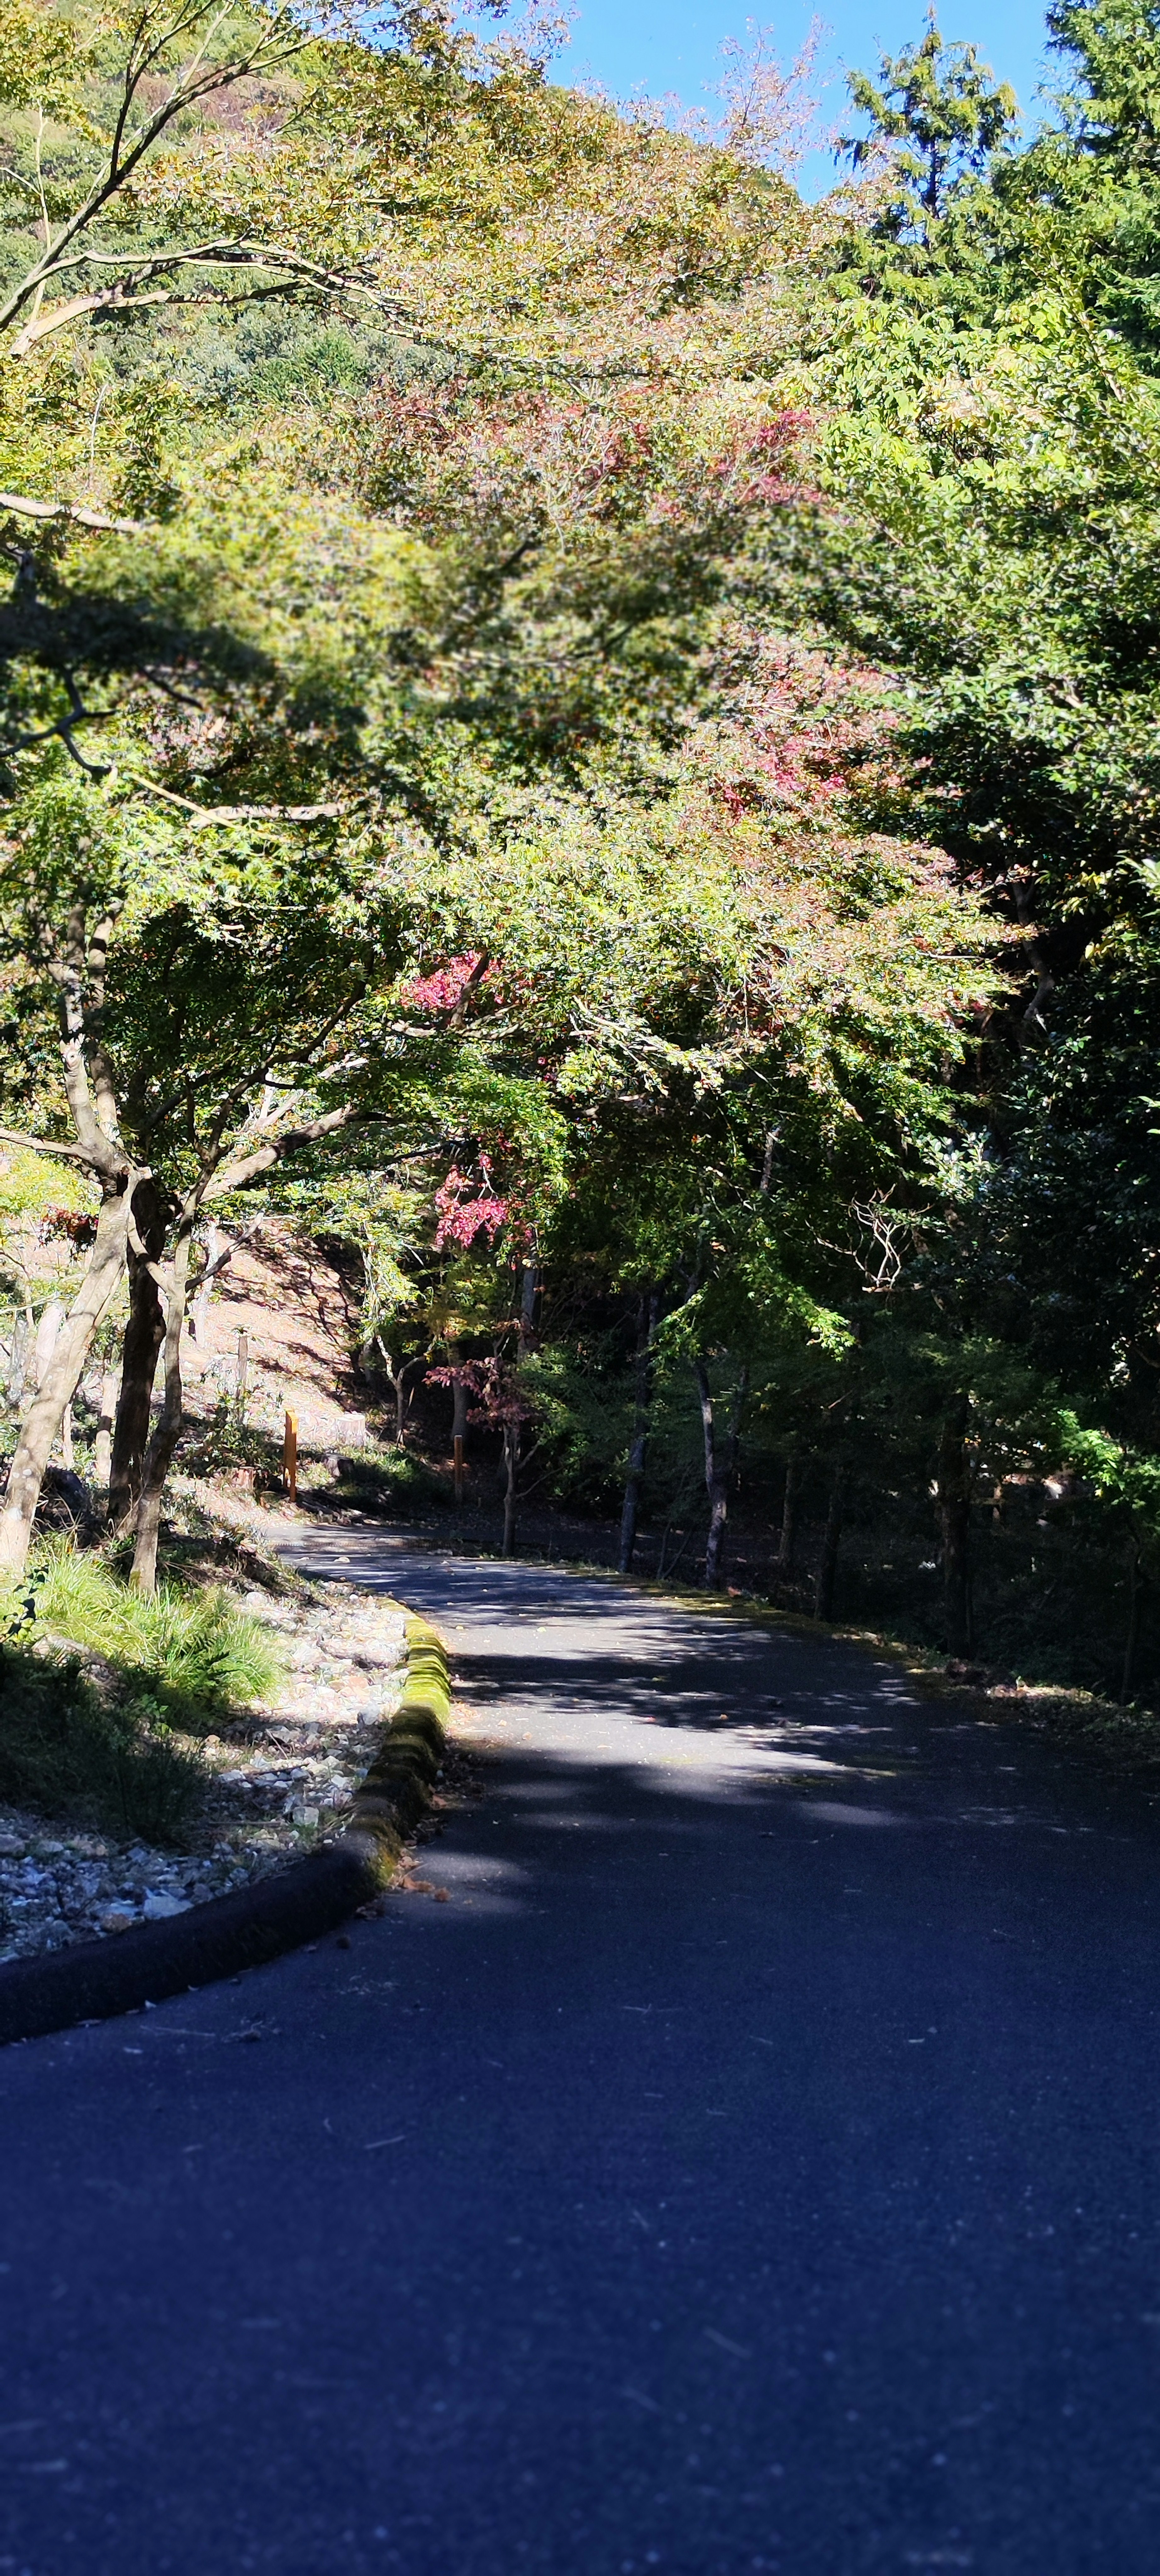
1;0;1159;1714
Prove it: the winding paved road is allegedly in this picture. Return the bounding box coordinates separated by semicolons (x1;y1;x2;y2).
3;1533;1160;2575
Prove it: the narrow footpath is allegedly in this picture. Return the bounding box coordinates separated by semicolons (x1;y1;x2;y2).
3;1534;1160;2575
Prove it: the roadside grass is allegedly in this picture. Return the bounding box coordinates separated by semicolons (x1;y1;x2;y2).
0;1539;287;1844
7;1540;284;1728
0;1642;205;1845
314;1446;448;1515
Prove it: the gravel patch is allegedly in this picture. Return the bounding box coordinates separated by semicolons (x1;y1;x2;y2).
0;1581;407;1964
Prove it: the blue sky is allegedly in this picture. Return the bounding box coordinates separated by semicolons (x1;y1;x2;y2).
545;0;1055;197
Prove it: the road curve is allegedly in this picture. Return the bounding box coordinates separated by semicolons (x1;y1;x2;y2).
3;1531;1160;2575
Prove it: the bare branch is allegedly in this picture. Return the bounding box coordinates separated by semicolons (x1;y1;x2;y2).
0;4;309;339
209;1104;367;1198
121;769;343;824
0;1125;102;1167
0;491;144;534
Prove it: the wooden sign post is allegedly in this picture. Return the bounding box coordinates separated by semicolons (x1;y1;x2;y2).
283;1408;298;1504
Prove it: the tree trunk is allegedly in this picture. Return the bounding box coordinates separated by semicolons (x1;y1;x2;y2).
519;1259;538;1355
776;1453;800;1582
190;1221;230;1343
501;1419;519;1559
131;1221;193;1593
33;1297;64;1388
498;1260;537;1560
936;1396;973;1657
108;1177;167;1530
93;1365;119;1489
451;1352;468;1505
373;1340;419;1449
0;1169;135;1571
696;1357;749;1590
813;1460;845;1619
1122;1535;1142;1704
619;1288;659;1576
6;1313;30;1412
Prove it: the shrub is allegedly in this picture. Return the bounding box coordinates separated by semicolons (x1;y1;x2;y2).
0;1644;205;1844
0;1540;284;1730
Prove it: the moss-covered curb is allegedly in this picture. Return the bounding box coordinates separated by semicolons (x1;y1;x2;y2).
0;1612;450;2048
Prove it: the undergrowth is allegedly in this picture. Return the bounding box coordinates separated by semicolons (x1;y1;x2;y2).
0;1644;205;1844
3;1540;283;1727
0;1540;286;1843
317;1446;448;1514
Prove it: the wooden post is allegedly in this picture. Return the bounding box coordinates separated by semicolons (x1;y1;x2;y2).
235;1329;248;1411
283;1408;298;1504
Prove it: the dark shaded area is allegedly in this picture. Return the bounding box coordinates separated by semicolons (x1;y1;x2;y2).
0;1637;204;1846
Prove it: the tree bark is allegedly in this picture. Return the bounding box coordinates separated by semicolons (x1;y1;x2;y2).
108;1176;167;1530
131;1221;194;1593
696;1357;749;1590
33;1297;64;1388
0;1169;135;1571
936;1396;973;1656
190;1221;231;1343
619;1288;659;1576
1122;1535;1142;1704
813;1460;845;1619
450;1350;468;1505
498;1260;538;1561
93;1365;119;1489
501;1418;519;1559
6;1313;30;1412
776;1453;800;1583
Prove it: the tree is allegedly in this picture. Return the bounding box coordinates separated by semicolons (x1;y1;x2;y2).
840;12;1018;240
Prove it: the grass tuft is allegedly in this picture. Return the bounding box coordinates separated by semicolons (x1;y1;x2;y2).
0;1645;206;1844
2;1540;284;1730
0;1540;287;1845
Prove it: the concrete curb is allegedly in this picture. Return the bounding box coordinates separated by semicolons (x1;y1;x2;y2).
0;1612;451;2048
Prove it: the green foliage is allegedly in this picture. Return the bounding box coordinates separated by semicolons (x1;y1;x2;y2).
842;15;1019;236
0;1639;204;1842
0;1540;283;1726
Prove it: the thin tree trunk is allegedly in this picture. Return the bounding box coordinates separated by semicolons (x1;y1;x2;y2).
33;1297;64;1387
108;1177;167;1530
1122;1535;1142;1704
372;1341;409;1448
499;1259;537;1561
131;1221;194;1593
6;1313;30;1411
776;1453;800;1582
937;1396;973;1657
696;1357;749;1590
502;1419;519;1559
93;1365;119;1489
60;1402;74;1472
190;1221;230;1344
519;1259;537;1354
451;1351;467;1505
0;1169;134;1571
813;1460;845;1619
619;1287;659;1576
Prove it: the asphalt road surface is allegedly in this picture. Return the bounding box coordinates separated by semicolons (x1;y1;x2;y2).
3;1532;1160;2576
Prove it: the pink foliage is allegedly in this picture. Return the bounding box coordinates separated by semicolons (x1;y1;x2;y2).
401;953;486;1014
433;1160;510;1250
700;638;906;830
709;410;817;508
